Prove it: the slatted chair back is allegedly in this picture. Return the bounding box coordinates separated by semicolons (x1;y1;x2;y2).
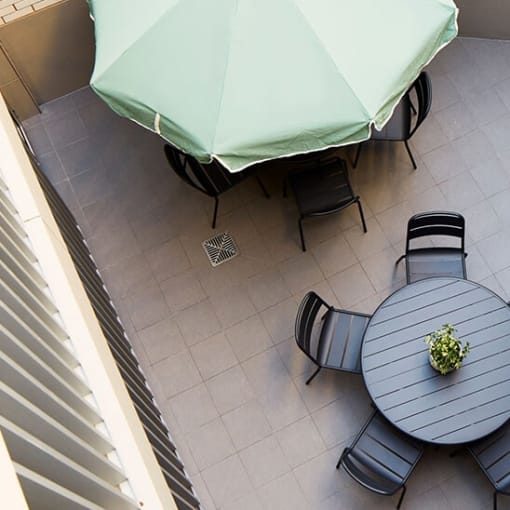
294;291;329;365
187;156;246;197
165;143;245;197
338;411;425;509
354;71;432;169
164;143;193;185
406;211;465;253
372;94;412;141
409;71;432;137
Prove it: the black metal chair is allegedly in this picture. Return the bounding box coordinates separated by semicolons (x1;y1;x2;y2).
295;291;371;384
164;144;269;228
288;157;367;251
396;211;467;284
467;421;510;510
353;71;432;170
337;411;425;509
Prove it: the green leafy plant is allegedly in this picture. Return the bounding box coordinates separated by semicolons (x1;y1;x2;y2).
425;324;470;375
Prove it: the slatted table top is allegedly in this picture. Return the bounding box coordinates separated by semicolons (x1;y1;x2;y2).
362;277;510;445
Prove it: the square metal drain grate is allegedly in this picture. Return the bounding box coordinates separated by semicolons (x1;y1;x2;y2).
202;231;239;267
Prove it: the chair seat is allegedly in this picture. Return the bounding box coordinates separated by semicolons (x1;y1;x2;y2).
317;309;370;373
406;248;466;283
294;291;371;384
290;161;355;216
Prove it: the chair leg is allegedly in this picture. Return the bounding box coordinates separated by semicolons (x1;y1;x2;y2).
283;176;288;198
494;491;498;510
356;200;367;233
336;448;349;469
353;144;362;168
256;175;270;199
404;141;417;169
305;366;321;385
298;217;306;252
212;196;219;229
395;254;406;266
396;485;406;510
449;448;462;458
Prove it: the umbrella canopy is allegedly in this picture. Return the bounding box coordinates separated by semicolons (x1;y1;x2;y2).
89;0;458;172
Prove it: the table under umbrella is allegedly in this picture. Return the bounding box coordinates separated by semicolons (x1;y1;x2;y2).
88;0;458;172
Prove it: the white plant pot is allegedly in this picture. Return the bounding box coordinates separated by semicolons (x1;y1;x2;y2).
429;354;455;374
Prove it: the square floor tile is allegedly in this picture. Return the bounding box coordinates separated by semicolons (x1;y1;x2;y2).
222;400;272;450
185;418;235;470
226;315;273;362
343;218;390;262
151;349;202;399
144;237;191;282
476;232;510;273
209;284;257;328
276;416;326;468
328;263;376;308
258;472;308;510
293;450;345;506
239;436;290;488
438;170;485;211
278;253;324;295
121;277;170;331
311;233;357;278
247;269;291;311
137;316;186;364
260;296;301;344
190;332;238;380
206;366;256;415
161;272;207;312
257;380;308;430
241;348;292;397
167;383;218;432
175;299;222;346
202;455;253;509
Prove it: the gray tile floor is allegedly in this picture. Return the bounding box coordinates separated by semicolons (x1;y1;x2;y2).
25;37;510;509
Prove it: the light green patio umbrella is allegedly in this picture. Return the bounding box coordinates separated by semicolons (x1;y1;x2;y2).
89;0;458;172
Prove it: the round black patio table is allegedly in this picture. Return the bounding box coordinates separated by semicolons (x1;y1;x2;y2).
362;277;510;445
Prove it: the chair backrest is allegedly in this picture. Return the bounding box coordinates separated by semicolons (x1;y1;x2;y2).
373;94;412;141
342;412;424;495
406;211;465;253
409;71;432;137
371;72;430;142
164;143;201;190
295;291;331;364
164;143;244;198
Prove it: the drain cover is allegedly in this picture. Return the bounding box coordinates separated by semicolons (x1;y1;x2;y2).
202;231;239;267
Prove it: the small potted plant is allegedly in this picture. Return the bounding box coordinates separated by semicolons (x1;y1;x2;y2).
425;324;470;375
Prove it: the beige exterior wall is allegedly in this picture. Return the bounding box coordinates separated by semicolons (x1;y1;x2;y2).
0;0;62;25
456;1;510;40
0;0;94;118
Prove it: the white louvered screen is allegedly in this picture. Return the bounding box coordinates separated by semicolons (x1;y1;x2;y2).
0;174;139;510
